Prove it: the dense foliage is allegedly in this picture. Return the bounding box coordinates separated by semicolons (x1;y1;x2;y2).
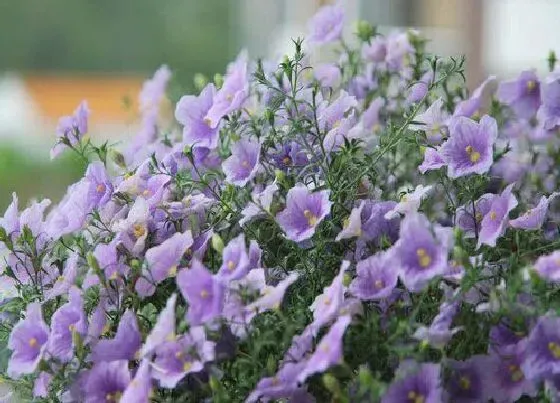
2;4;560;402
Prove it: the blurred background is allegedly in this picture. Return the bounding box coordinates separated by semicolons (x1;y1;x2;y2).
0;0;557;211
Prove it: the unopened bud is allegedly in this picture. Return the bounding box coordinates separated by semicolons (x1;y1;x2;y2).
211;233;224;254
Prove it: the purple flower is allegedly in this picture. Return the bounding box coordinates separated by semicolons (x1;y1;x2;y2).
444;355;494;402
310;261;348;329
362;36;386;62
222;137;261;186
336;202;364;241
314;63;341;87
44;252;79;301
152;327;215;388
381;363;442;403
90;310;141;362
510;193;558;230
83;360;131;403
240;182;278;226
413;301;462;348
456;193;496;238
85;162;113;208
204;51;249;128
33;371;52;398
137;230;193;297
497;70;541;118
121;360;152;403
385;31;415;72
407;70;433;104
177;259;224;326
521;315;560;381
349;252;397;300
217;234;250;281
440;115;497;178
7;303;49;378
489;340;537;403
410;98;449;145
245;272;299;322
453;76;497;118
394;213;450;292
418;147;445;174
247;361;309;403
537;69;560;130
0;192;19;240
50;100;90;159
478;184;518;248
534;250;560;282
276;184;332;243
93;239;128;281
112;197;150;256
176;83;219;149
297;315;351;383
360;200;400;243
307;4;344;45
48;287;87;362
317;90;357;131
141;294;177;357
270;141;308;171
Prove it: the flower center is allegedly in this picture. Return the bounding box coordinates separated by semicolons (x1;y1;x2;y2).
320;343;330;353
526;80;536;92
96;183;106;193
57;275;65;282
227;260;235;271
105;391;122;402
416;248;432;268
204;117;212;126
183;361;193;372
489;211;497;220
142;189;151;197
303;209;318;226
407;391;425;403
241;160;250;168
374;279;384;289
168;265;177;276
28;337;37;347
200;289;209;299
133;224;146;239
465;145;481;163
68;323;76;332
549;341;560;359
282;156;292;166
459;375;471;390
508;364;524;382
475;212;483;223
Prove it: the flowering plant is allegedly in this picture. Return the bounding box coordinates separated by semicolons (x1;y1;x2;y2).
3;4;560;402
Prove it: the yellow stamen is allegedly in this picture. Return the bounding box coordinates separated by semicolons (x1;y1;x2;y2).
475;212;483;223
175;351;183;359
142;189;151;197
282;156;292;166
109;271;118;280
68;324;76;332
374;279;384;289
227;260;235;271
226;93;233;101
133;224;146;239
527;80;536;92
416;248;431;268
459;376;471;390
96;183;106;193
303;209;317;226
400;194;408;202
28;337;37;347
241;160;250;168
489;211;497;220
323;297;331;306
57;275;65;282
200;289;209;298
549;341;560;359
407;391;425;403
204;117;212;126
509;364;524;382
183;361;193;372
465;145;481;163
320;343;330;353
168;266;177;277
105;391;122;402
102;323;111;335
165;333;176;342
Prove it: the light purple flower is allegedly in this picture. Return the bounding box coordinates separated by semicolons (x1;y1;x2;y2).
83;360;131;403
413;301;462;348
310;261;348;329
141;294;177;357
152;327;215;388
245;272;300;319
453;76;497;118
44;252;79;301
381;363;442;403
497;70;541;118
85;162;113;208
217;234;250;281
314;63;341;87
521;315;560;381
307;4;344;45
240;182;278;226
177;260;224;326
121;360;152;403
444;355;494;402
537;69;560;130
407;70;433;104
394;213;450;292
456;193;496;238
112;197;150;256
440;115;497;178
222;137;261;186
478;184;518;248
204;51;249;128
349;252;397;300
48;287;87;362
418;147;445;173
137;230;193;297
384;185;433;219
317;90;358;131
360;200;400;243
33;371;52;398
276;184;332;243
90;310;141;362
410;98;449;144
297;315;351;383
0;192;19;239
50;100;90;159
336;202;364;241
362;36;386;62
176;83;219;149
385;31;415;72
247;361;309;403
510;193;558;230
7;303;49;378
534;250;560;282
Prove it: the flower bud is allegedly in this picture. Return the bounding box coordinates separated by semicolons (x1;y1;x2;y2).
213;73;224;89
212;233;224;254
109;149;127;169
356;20;374;42
193;73;208;92
322;373;340;394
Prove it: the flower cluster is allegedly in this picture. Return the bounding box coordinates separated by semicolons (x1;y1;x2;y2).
3;4;560;402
